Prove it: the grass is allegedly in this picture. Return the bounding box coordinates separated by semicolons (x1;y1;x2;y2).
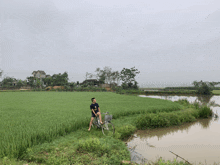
0;92;217;165
212;90;220;95
0;92;181;160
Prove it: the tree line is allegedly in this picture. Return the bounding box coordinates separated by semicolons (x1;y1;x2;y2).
0;66;140;90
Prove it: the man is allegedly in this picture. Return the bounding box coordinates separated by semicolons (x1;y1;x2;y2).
88;97;103;131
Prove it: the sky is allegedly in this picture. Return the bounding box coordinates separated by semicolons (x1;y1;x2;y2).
0;0;220;87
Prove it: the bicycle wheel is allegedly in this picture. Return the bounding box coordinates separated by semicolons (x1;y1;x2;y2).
93;117;101;129
102;122;115;136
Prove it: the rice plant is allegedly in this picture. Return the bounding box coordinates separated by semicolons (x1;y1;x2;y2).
0;92;181;159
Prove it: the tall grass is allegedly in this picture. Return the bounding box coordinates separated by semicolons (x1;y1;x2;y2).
0;92;181;159
135;98;213;130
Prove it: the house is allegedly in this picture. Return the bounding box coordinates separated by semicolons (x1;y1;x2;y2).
12;80;17;86
32;70;47;87
32;70;46;79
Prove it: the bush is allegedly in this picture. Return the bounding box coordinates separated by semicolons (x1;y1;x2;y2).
175;99;190;106
135;109;198;129
115;125;137;140
77;138;101;153
198;106;212;118
169;113;182;125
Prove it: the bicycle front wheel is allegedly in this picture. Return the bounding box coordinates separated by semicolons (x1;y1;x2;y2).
102;122;115;136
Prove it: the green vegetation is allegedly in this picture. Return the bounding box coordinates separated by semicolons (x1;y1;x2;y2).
0;66;141;92
0;92;181;160
212;90;220;95
0;92;217;165
193;80;220;95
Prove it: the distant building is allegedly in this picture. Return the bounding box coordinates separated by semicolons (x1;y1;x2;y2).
32;70;47;87
32;70;46;79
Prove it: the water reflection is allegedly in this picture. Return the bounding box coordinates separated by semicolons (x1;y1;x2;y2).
140;94;216;105
127;118;212;142
128;95;220;165
197;95;213;105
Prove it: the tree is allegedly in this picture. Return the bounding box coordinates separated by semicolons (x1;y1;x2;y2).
51;72;69;86
85;72;94;80
95;66;114;85
120;67;140;89
69;82;76;90
104;66;112;84
114;71;121;86
1;77;16;88
17;79;23;89
95;67;106;84
193;80;217;95
0;69;3;79
27;76;35;88
36;78;41;89
42;77;53;87
23;80;27;87
61;72;69;85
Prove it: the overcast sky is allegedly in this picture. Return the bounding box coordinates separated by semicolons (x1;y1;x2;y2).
0;0;220;87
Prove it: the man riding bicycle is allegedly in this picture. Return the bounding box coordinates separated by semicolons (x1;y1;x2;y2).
88;97;103;131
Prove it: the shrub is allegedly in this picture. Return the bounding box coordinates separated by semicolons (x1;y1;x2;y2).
169;113;181;125
135;114;153;129
115;125;137;140
77;138;101;153
174;99;190;107
135;109;197;129
198;106;212;118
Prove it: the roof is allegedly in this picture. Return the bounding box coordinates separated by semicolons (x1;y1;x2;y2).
32;70;46;75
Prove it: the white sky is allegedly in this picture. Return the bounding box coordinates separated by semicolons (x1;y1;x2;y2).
0;0;220;87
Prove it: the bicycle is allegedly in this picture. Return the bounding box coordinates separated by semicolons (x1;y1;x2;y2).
92;112;115;136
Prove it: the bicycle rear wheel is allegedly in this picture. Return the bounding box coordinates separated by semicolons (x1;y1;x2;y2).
102;122;115;136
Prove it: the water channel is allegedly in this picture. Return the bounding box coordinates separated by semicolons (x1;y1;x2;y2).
127;95;220;165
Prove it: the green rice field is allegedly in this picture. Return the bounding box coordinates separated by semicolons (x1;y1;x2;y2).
212;90;220;95
0;92;182;160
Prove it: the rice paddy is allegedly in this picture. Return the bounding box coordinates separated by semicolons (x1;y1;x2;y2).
0;92;181;160
212;90;220;95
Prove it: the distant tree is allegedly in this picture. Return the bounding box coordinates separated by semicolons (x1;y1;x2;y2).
193;80;218;95
95;67;106;84
51;72;69;86
104;66;112;84
85;72;94;80
17;79;23;89
69;82;76;90
111;71;120;86
120;67;140;89
95;66;116;85
27;76;35;88
36;78;41;89
23;80;27;87
42;77;53;87
61;72;69;85
0;69;3;79
1;77;16;88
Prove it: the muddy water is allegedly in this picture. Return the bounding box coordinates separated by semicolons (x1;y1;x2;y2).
127;95;220;165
